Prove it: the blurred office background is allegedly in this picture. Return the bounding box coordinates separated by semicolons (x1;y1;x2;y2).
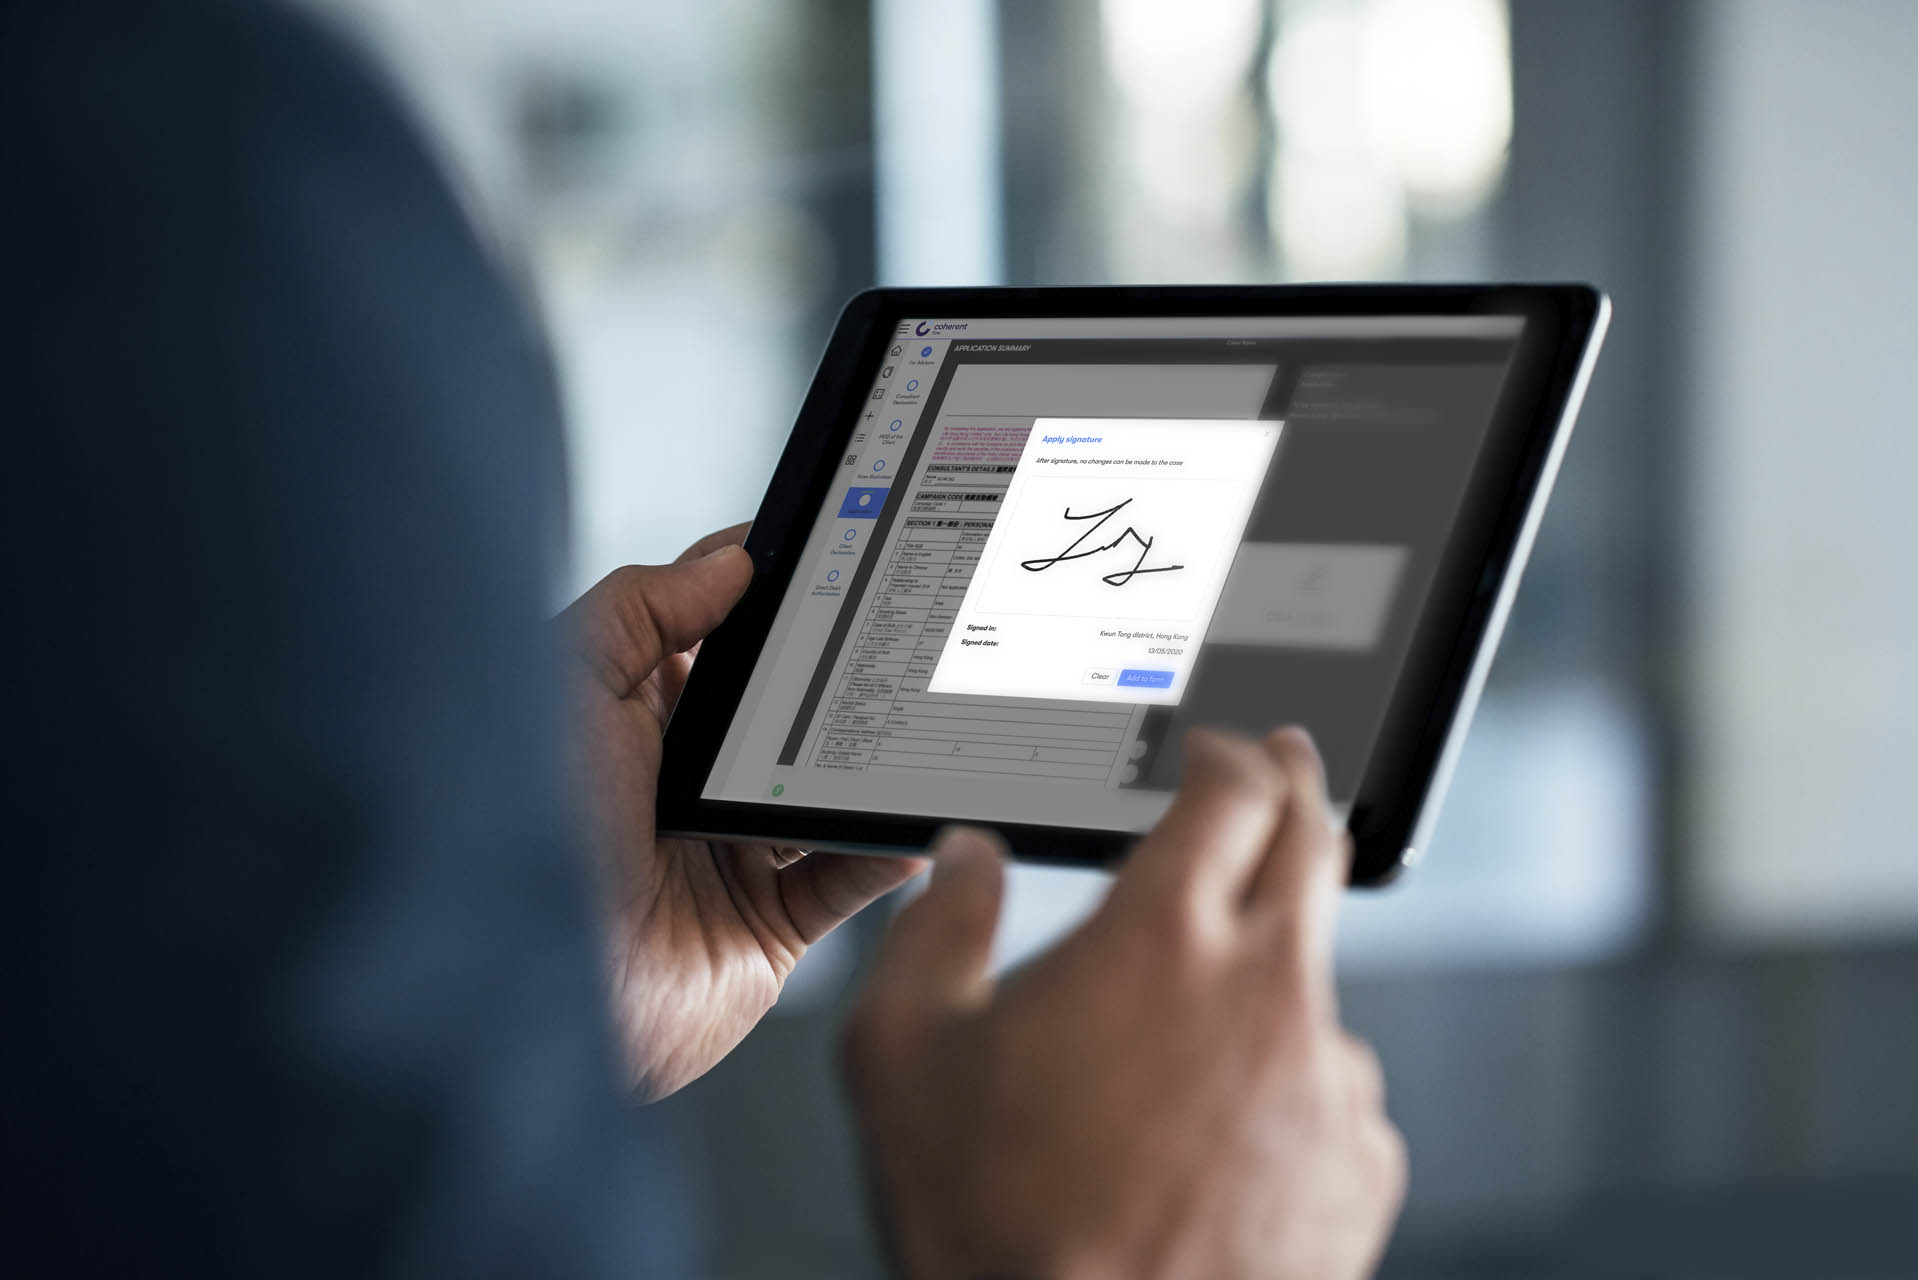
309;0;1917;1273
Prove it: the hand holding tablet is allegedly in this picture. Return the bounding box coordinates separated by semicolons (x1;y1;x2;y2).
657;286;1609;884
561;528;925;1099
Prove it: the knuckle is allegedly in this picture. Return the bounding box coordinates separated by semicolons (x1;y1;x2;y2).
1147;887;1220;971
1190;729;1288;807
1308;1030;1351;1093
1343;1033;1386;1096
606;564;648;595
1265;726;1324;785
1284;1031;1350;1108
1232;748;1291;812
1266;917;1321;996
1373;1118;1410;1198
1135;899;1199;974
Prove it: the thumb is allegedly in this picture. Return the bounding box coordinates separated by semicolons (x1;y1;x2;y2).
869;827;1007;1013
563;546;752;697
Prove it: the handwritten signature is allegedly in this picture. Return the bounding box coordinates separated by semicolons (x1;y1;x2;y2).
1019;499;1183;587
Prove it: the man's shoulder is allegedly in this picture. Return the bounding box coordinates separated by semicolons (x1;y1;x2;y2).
5;0;428;176
7;0;372;84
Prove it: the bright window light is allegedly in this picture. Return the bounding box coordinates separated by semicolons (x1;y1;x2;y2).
1270;149;1409;278
1101;0;1264;114
1362;0;1512;215
1267;0;1511;276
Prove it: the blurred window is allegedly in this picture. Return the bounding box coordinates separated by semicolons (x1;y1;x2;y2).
309;0;1683;974
314;0;878;599
1685;0;1918;942
994;0;1652;970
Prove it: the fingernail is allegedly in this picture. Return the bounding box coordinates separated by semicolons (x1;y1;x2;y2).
930;825;998;873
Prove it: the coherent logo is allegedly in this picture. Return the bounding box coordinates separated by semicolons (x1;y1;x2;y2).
914;320;968;336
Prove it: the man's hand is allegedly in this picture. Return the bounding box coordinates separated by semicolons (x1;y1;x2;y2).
843;728;1406;1280
564;524;924;1100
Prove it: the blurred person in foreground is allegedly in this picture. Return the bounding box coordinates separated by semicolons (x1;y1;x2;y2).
8;1;1403;1276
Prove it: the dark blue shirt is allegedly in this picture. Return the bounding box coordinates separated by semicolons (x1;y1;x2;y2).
7;1;687;1272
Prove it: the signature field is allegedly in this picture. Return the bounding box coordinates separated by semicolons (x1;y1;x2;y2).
928;417;1280;706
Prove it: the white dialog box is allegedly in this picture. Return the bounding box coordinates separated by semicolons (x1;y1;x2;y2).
929;417;1281;704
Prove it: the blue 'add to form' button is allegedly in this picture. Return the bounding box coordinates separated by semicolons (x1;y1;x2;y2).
1117;669;1174;689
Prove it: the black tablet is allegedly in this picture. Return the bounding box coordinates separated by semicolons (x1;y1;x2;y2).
657;285;1608;885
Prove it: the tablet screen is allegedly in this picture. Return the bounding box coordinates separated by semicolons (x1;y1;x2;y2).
701;312;1524;833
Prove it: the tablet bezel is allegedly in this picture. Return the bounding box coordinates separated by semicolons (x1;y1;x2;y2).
655;284;1608;886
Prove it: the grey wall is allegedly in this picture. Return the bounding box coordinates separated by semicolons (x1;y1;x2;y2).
1685;0;1918;939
